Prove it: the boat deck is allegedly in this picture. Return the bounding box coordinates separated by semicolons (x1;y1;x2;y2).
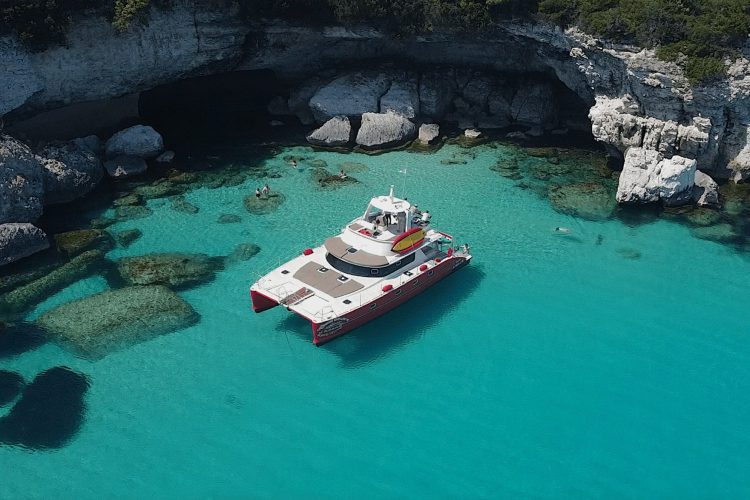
292;261;364;298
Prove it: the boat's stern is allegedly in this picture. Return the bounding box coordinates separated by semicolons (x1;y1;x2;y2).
250;286;279;313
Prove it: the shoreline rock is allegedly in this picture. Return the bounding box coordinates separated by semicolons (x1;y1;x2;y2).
0;224;49;266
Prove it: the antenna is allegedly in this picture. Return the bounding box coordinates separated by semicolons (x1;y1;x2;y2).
389;185;394;202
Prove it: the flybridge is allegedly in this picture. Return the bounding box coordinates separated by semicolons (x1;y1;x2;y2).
250;186;472;345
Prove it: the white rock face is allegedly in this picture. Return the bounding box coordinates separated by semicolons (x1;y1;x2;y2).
105;125;164;159
0;135;44;224
104;156;148;178
692;170;720;207
0;3;247;115
0;223;49;266
418;123;439;145
616;147;696;205
355;111;416;149
380;73;419;118
39;143;104;204
309;72;391;123
306;116;352;147
464;129;482;139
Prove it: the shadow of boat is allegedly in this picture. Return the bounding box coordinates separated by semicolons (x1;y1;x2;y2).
274;265;485;368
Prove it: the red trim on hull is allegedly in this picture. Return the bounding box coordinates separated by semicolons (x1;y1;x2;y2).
311;255;470;345
250;289;279;313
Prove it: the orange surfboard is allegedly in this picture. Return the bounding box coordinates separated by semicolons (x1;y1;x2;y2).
391;228;425;254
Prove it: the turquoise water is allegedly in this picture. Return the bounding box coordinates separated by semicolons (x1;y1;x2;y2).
2;143;750;498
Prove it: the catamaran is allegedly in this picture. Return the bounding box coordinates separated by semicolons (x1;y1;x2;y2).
250;187;472;345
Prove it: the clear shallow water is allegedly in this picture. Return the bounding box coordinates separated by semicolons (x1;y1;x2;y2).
2;143;750;498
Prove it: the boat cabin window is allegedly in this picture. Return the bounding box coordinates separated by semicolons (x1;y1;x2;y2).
325;252;416;277
364;204;383;223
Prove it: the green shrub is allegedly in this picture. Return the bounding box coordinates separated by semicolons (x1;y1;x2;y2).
112;0;151;31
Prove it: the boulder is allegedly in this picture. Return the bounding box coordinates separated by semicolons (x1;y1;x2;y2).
39;144;103;205
418;123;440;145
217;214;242;224
116;253;223;289
104;125;164;159
0;224;49;266
104;155;147;178
53;229;113;256
115;204;152;221
419;71;454;120
226;243;261;264
72;135;101;154
0;367;89;449
464;129;482;139
0;135;44;224
380;73;419;118
309;72;391;123
0;250;104;317
691;224;739;243
548;182;616;220
243;192;286;215
135;180;183;199
511;82;557;128
355;111;416;149
36;286;199;359
616;147;696;205
692;170;720;207
306;116;352;147
115;229;142;248
170;196;199;214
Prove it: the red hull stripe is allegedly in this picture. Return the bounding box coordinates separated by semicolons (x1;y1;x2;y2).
250;289;279;313
311;256;469;345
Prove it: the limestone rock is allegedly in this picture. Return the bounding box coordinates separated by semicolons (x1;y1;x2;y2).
306;116;352;147
115;204;152;221
548;182;616;220
0;250;104;317
691;224;739;243
38;143;104;205
170;196;199;214
309;72;390;123
616;147;696;206
355;111;416;149
380;73;419;118
418;123;439;145
464;129;482;139
0;223;49;266
72;135;101;154
104;125;164;159
511;82;557;128
115;229;142;248
0;135;44;224
115;253;223;289
155;150;175;163
288;78;325;125
217;214;242;224
36;286;200;359
104;155;147;178
419;71;454;120
53;229;113;256
692;170;719;207
226;243;261;264
243;193;286;214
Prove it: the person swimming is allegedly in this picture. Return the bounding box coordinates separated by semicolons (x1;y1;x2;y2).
290;159;297;168
554;226;571;234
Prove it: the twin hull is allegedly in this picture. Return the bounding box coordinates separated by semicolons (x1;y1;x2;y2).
251;254;470;345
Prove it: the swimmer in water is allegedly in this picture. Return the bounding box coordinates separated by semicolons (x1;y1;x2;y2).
290;159;297;168
554;226;571;234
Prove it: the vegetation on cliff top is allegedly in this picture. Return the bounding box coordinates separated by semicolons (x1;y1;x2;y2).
2;0;748;84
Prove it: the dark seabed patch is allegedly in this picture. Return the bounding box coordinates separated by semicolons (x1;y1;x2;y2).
0;367;89;450
0;371;25;406
0;322;48;359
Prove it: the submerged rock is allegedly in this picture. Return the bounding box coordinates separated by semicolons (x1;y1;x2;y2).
226;243;261;264
170;196;199;214
0;370;24;406
338;161;367;173
218;214;242;224
243;193;286;215
135;180;183;199
115;229;142;248
115;253;223;289
115;204;153;221
37;287;199;359
104;125;164;159
104;155;147;178
53;229;113;256
0;223;49;267
356;111;416;149
616;248;642;260
691;224;739;243
306;116;352;147
113;193;143;207
0;250;104;318
155;150;175;164
548;182;616;220
0;366;89;449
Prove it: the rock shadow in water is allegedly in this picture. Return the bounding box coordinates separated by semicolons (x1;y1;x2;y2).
0;371;25;406
0;367;89;450
0;322;48;359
